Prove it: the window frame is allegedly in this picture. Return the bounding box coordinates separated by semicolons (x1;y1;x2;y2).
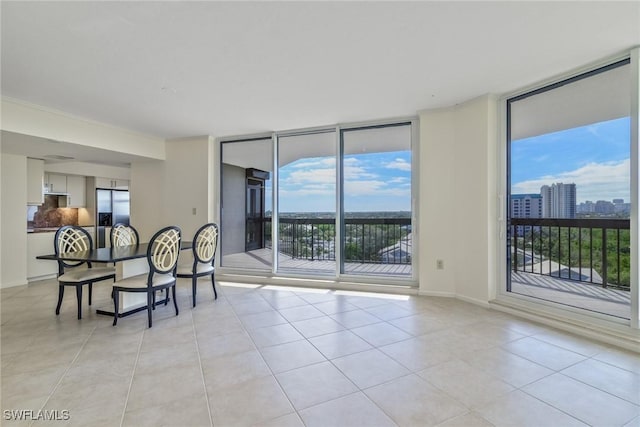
216;116;419;287
497;50;640;331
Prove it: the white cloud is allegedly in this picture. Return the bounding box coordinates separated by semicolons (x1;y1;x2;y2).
345;180;410;197
279;155;409;202
279;187;334;197
285;168;336;185
344;180;386;195
385;158;411;171
344;165;377;180
387;177;408;184
291;158;336;169
512;159;630;202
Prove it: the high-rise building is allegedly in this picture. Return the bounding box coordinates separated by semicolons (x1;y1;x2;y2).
540;183;576;218
577;200;595;214
595;200;615;214
511;194;543;218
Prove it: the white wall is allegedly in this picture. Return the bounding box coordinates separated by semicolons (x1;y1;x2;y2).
130;136;213;244
2;98;165;160
1;153;28;287
164;136;213;240
452;95;498;305
418;94;498;304
418;108;456;297
129;161;166;243
44;162;130;180
0;147;3;286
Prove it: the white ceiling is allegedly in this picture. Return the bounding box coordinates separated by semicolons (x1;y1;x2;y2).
1;1;639;154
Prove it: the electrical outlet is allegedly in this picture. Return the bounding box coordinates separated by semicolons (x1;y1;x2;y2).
436;259;444;270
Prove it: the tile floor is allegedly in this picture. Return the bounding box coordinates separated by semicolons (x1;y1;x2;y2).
1;278;639;427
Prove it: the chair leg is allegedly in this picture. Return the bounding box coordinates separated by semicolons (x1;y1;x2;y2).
192;276;197;307
152;291;156;310
113;289;119;326
88;282;93;306
172;285;179;316
76;285;83;320
56;285;64;315
211;273;217;300
147;292;153;328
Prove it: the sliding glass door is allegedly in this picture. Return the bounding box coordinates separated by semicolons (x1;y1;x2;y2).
507;59;631;319
341;123;413;276
220;137;273;270
219;119;415;282
277;131;336;275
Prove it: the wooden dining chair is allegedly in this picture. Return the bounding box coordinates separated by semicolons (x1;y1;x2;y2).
112;226;181;328
54;226;116;319
110;223;139;247
177;223;219;307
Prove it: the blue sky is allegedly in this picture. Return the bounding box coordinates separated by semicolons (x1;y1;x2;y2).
268;151;411;213
511;117;630;203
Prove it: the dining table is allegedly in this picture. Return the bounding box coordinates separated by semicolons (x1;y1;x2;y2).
37;241;192;318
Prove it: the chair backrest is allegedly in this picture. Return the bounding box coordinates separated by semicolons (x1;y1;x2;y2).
193;223;219;265
54;226;92;270
147;226;181;276
110;223;139;247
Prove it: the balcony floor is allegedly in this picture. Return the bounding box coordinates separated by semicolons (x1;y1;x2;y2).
510;272;630;319
222;248;412;276
222;251;629;319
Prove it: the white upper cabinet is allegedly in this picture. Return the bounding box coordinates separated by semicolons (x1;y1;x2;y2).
45;173;67;193
66;175;86;207
27;158;44;205
95;177;129;190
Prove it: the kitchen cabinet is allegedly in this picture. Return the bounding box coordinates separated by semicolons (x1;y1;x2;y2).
45;173;67;193
66;175;86;207
27;158;45;205
27;231;58;280
27;227;95;281
95;177;129;190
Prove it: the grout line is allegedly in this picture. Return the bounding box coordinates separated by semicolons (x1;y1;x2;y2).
192;310;215;427
228;290;301;413
556;368;640;407
118;326;145;427
518;384;592;426
29;324;97;427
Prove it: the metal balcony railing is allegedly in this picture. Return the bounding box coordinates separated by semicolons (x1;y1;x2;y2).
510;218;630;291
263;217;411;264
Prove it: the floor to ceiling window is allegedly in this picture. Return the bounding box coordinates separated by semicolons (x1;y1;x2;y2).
220;136;273;271
507;59;632;320
341;123;412;277
218;119;416;283
277;130;337;275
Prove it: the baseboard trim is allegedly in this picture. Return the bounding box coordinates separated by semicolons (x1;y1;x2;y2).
490;298;640;352
456;294;491;308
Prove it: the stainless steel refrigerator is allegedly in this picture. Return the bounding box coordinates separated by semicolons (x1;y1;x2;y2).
96;189;130;248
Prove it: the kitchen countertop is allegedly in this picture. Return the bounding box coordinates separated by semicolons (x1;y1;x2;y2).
28;226;96;234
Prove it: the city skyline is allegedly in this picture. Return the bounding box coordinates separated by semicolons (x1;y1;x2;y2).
511;117;630;203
